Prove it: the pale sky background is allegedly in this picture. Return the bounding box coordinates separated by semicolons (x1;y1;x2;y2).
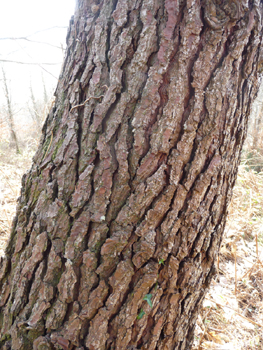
0;0;76;117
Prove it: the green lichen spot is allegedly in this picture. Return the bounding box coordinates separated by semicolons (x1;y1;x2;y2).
91;240;104;254
0;333;11;347
52;138;64;161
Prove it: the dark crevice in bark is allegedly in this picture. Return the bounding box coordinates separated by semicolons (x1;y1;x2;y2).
241;31;258;79
114;7;144;90
190;194;222;256
122;25;162;178
91;147;100;175
101;94;122;135
126;113;136;185
105;135;123;221
182;296;204;349
112;0;119;13
89;110;95;131
105;16;114;74
155;1;166;46
15;252;49;322
80;64;95;92
124;8;143;57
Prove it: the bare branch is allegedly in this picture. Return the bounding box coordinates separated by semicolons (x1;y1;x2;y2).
0;37;64;50
0;59;61;66
0;26;68;41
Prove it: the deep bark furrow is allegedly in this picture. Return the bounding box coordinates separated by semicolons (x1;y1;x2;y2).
103;0;184;237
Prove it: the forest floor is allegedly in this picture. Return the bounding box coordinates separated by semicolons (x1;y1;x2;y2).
193;165;263;349
0;147;263;349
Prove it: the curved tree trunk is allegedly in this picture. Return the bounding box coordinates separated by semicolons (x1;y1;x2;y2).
1;1;263;349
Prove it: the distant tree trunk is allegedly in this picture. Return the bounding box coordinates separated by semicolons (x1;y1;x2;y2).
28;81;42;132
1;1;263;349
2;68;20;154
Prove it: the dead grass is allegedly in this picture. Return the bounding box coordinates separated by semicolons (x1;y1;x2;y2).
0;147;35;256
193;163;263;350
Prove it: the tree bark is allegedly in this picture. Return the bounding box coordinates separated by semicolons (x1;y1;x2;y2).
1;0;263;349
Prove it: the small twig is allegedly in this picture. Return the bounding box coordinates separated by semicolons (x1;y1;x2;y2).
236;295;257;309
0;26;68;41
70;94;104;112
207;326;224;333
241;260;258;280
206;297;263;328
0;168;16;195
0;221;9;232
240;234;262;280
234;244;237;295
257;259;263;270
197;309;212;350
3;207;11;228
0;59;61;66
70;85;108;113
235;253;255;265
256;233;258;258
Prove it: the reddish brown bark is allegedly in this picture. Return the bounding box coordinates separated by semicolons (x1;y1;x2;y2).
1;0;263;349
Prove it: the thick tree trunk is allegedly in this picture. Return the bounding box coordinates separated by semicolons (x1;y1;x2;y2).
1;1;263;349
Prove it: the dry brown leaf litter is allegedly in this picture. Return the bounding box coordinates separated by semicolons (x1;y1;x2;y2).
0;152;263;349
0;150;34;256
193;164;263;350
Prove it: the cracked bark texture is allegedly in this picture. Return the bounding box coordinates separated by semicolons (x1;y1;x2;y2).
1;0;263;349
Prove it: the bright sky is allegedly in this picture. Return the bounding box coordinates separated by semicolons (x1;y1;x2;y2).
0;0;75;109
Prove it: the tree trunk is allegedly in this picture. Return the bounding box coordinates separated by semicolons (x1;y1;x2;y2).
2;68;20;154
1;1;263;349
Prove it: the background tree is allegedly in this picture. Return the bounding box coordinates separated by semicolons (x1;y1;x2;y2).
1;68;20;154
245;81;263;171
27;77;53;137
1;0;263;349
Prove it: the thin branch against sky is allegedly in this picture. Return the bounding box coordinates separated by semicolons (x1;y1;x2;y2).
0;36;61;79
0;37;64;50
0;26;68;57
0;0;75;104
0;59;61;66
0;26;69;41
